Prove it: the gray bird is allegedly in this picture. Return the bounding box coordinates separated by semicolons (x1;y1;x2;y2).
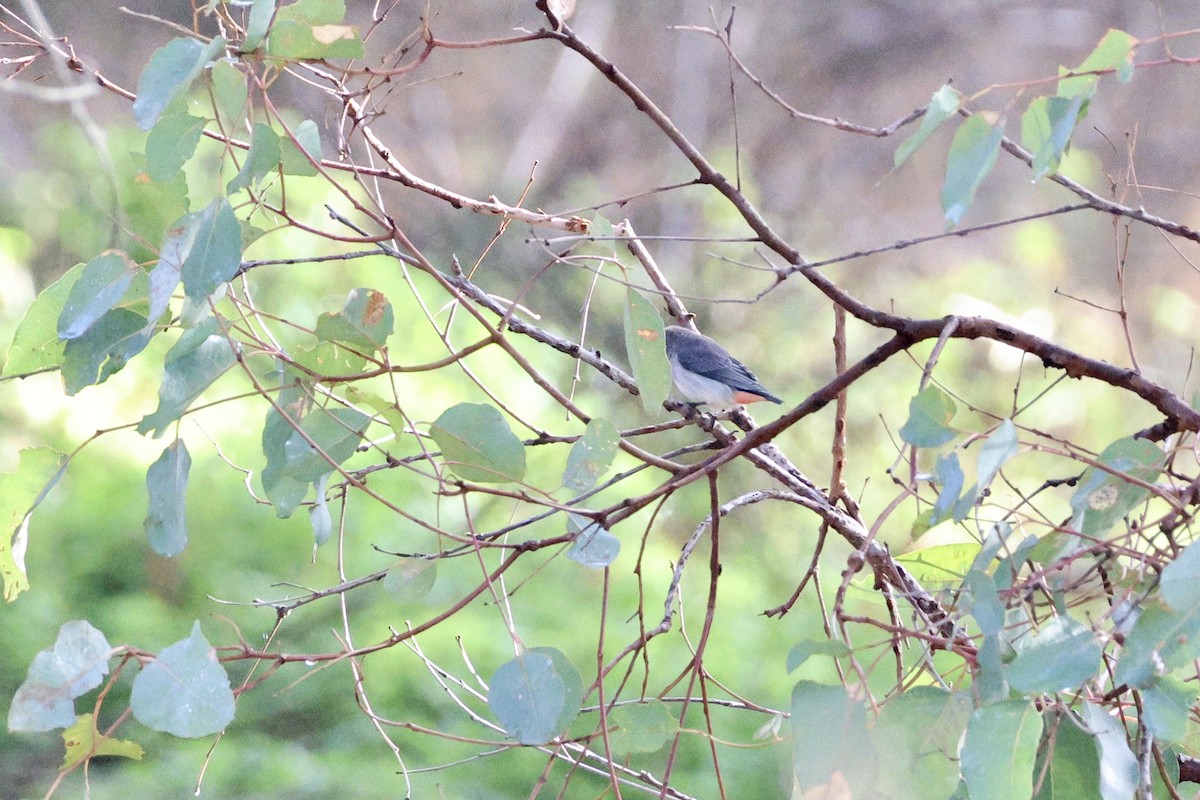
664;325;783;410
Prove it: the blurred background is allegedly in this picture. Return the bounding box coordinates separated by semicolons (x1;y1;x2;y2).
3;1;1200;797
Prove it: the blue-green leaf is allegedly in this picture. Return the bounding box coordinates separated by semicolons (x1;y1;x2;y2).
786;639;851;673
895;84;960;168
277;407;369;483
488;647;582;745
209;58;247;124
791;681;876;797
144;440;191;557
930;452;964;525
1069;436;1164;538
977;420;1018;493
309;472;332;546
57;251;139;341
130;621;235;738
145;112;207;183
137;318;238;437
430;403;526;483
383;558;437;603
562;417;619;492
180;197;242;300
279;119;322;176
1021;95;1085;181
609;700;678;755
1080;702;1137;800
1114;601;1200;688
899;385;957;447
624;291;669;413
241;0;276;53
226;123;281;194
1159;538;1200;613
942;115;1004;228
960;701;1042;800
133;36;228;131
61;308;152;395
872;688;971;800
8;621;111;732
1141;676;1194;743
566;514;620;568
1005;614;1101;693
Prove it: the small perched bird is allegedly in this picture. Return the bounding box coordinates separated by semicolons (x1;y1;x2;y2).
664;325;783;410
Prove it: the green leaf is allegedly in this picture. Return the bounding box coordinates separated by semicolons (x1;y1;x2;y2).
4;263;84;375
566;514;620;569
292;340;368;377
1080;702;1137;800
609;700;678;755
137;318;239;437
430;403;526;483
180;197;243;300
275;0;348;25
1114;601;1200;688
241;0;276;53
786;639;851;672
146;214;197;330
899;385;957;447
276;407;369;483
133;36;228;131
976;419;1018;494
57;251;139;341
942;114;1004;228
1022;95;1085;181
1141;675;1194;743
260;386;310;517
343;385;406;441
964;568;1004;636
209;58;247;124
309;472;332;546
871;688;971;800
226;123;281;194
61;308;152;395
383;558;437;603
130;621;235;738
960;701;1042;800
896;542;980;585
488;647;582;745
1058;29;1137;100
144;440;191;557
61;713;145;768
267;20;363;61
1069;436;1164;538
0;448;67;601
8;621;111;732
930;451;964;525
279;119;322;176
791;681;876;797
1005;614;1101;693
562;417;619;492
1034;711;1100;800
623;290;670;413
1159;538;1200;613
895;84;961;167
145;112;207;183
315;287;393;352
